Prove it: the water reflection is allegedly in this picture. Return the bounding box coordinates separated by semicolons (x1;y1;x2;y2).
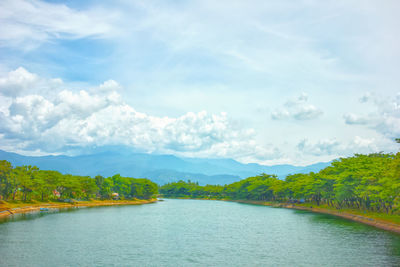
0;206;85;224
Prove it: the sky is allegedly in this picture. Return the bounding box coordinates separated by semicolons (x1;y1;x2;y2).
0;0;399;165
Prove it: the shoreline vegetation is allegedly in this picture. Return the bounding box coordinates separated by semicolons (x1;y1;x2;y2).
0;199;158;219
160;153;400;214
0;160;158;207
0;159;159;220
160;153;400;234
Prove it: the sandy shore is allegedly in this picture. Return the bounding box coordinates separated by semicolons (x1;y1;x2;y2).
234;200;400;235
0;199;158;219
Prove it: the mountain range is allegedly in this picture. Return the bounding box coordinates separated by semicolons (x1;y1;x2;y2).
0;149;331;185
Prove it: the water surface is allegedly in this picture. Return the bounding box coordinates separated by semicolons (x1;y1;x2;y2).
1;199;400;266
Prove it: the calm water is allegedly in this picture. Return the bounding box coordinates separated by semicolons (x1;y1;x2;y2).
1;199;400;267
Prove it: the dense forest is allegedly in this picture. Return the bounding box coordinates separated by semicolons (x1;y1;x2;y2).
0;160;158;201
160;153;400;214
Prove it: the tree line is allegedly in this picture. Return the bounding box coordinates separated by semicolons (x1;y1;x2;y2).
1;152;399;213
160;153;400;214
0;160;158;201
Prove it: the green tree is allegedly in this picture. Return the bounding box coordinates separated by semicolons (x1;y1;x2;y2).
0;160;13;200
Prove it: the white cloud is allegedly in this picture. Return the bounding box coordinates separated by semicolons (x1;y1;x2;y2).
0;67;281;162
297;138;340;156
271;93;323;120
297;136;381;157
359;92;371;103
0;67;38;97
344;93;400;139
0;0;117;49
96;80;122;94
343;113;370;125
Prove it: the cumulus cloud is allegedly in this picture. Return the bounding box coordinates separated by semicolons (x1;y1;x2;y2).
0;0;117;49
0;67;281;161
95;80;122;94
0;67;38;97
343;113;370;125
359;92;371;103
344;92;400;139
0;67;66;100
271;93;323;120
297;136;380;157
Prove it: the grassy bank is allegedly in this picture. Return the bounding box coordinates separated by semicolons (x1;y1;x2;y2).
0;199;158;219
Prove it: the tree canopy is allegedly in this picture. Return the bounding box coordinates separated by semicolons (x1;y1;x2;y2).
160;153;400;214
0;160;158;201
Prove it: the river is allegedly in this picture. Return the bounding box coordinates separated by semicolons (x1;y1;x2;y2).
1;199;400;266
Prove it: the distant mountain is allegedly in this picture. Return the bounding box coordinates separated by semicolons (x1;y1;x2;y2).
0;149;331;185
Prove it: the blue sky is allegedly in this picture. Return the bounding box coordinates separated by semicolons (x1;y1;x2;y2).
0;0;399;165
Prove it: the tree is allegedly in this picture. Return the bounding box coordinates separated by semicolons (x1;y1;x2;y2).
0;160;13;200
12;165;39;201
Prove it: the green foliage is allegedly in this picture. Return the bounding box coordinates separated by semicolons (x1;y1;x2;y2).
160;180;224;199
0;161;158;201
0;160;13;200
160;153;400;214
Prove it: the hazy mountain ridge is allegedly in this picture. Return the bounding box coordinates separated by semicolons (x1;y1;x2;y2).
0;150;331;185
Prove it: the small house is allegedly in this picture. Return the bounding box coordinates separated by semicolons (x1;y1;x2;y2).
52;190;61;198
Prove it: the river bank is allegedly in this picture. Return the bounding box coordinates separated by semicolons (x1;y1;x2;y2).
233;200;400;234
0;199;158;219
